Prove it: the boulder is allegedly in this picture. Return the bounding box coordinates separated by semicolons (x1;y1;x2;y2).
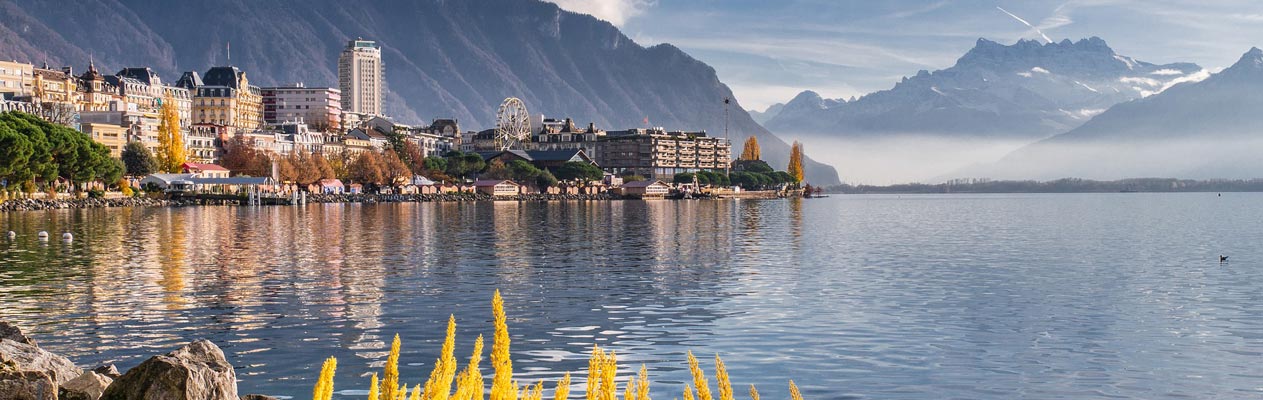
0;370;58;400
100;339;237;400
92;363;121;379
60;371;113;400
0;338;83;385
0;320;36;346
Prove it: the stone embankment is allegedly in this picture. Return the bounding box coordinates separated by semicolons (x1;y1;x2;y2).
0;197;206;212
0;320;274;400
0;192;627;212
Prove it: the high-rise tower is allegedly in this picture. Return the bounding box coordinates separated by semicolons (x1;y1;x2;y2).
338;38;383;116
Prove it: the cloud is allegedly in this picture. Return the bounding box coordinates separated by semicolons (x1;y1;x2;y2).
548;0;654;26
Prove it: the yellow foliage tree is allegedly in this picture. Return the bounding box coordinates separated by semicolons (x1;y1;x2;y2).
155;95;186;172
738;137;760;161
384;334;402;400
423;315;458;400
714;355;732;400
311;356;336;400
311;292;806;400
686;351;712;400
787;141;804;183
491;290;517;400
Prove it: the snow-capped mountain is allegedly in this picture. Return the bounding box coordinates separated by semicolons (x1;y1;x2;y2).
764;37;1204;139
956;47;1263;180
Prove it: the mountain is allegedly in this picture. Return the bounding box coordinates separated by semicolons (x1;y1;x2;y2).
764;37;1203;140
0;0;840;184
958;47;1263;180
748;103;784;124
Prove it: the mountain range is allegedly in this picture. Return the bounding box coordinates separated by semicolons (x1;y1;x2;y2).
961;47;1263;180
761;38;1205;140
0;0;840;184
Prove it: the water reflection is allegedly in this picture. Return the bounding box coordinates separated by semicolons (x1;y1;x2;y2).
3;196;1263;399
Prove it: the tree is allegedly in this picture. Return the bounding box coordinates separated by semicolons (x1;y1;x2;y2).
348;151;389;189
0;127;34;188
121;141;157;177
535;170;558;189
554;161;603;182
221;136;272;177
400;141;427;175
381;150;412;185
444;151;486;180
673;172;695;184
788;140;804;183
732;159;774;173
154;95;186;172
739;136;761;161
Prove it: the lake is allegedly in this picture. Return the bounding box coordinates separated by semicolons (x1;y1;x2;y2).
2;194;1262;399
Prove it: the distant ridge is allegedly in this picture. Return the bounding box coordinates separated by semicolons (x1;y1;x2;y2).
960;47;1263;180
765;37;1203;140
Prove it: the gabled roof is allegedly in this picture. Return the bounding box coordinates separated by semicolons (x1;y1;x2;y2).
623;180;669;188
140;173;197;185
175;71;202;89
203;66;244;88
182;162;228;172
190;176;275;185
117;67;159;85
473;179;519;187
318;178;344;187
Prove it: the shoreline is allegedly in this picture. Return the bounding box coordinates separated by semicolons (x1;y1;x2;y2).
0;192;630;212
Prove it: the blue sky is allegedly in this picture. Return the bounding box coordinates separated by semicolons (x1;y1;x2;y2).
549;0;1263;110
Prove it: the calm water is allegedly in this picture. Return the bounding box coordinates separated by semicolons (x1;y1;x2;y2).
2;194;1263;399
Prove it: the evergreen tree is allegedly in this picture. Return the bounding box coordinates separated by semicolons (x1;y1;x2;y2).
121;141;157;177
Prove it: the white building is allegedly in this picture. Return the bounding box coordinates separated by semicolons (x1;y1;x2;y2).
262;83;342;132
338;38;383;116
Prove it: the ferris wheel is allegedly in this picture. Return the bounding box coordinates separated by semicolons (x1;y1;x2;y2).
495;97;531;150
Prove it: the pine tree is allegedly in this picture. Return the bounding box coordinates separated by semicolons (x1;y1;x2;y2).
738;136;760;161
787;141;804;183
155;95;186;172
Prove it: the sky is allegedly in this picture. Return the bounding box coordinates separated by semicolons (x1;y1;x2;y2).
548;0;1263;111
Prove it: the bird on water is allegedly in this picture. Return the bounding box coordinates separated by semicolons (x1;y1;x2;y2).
1220;255;1229;263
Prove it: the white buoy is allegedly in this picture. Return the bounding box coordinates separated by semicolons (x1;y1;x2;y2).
62;232;73;242
37;231;49;240
6;231;14;239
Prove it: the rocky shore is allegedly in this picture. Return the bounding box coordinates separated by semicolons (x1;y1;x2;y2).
0;320;270;400
0;192;626;212
0;197;205;212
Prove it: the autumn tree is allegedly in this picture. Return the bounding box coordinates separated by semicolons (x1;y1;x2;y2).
348;151;387;188
787;140;804;183
221;136;272;177
739;136;760;161
381;150;412;185
154;95;186;172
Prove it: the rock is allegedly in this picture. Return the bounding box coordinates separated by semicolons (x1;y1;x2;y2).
60;371;113;400
0;320;36;346
92;364;121;379
0;370;58;400
100;339;237;400
0;319;36;343
240;395;279;400
0;339;83;385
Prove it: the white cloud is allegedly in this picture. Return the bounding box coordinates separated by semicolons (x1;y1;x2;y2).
1031;66;1050;74
1150;68;1185;75
548;0;654;27
1139;69;1212;97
